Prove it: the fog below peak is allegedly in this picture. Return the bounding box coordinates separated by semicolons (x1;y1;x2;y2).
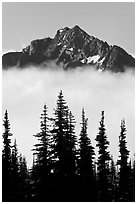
2;66;135;167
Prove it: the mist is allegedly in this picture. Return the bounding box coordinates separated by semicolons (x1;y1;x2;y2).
2;65;135;167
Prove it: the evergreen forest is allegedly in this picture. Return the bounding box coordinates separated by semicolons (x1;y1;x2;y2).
2;91;135;202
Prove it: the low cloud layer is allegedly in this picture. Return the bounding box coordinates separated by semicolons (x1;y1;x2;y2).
2;66;135;167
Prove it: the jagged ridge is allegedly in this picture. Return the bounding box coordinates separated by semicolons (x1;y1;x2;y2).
2;25;135;72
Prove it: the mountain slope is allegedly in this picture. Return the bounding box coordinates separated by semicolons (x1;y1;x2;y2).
2;25;135;72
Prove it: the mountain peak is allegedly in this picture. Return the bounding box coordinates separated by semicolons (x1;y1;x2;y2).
73;25;82;30
71;25;88;36
57;26;70;34
2;25;135;72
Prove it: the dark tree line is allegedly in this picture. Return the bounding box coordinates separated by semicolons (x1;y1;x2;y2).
2;110;30;201
2;91;135;202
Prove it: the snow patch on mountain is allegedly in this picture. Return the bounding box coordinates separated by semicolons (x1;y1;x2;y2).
81;59;85;63
98;67;105;72
59;29;64;34
98;57;105;65
87;55;100;64
68;47;73;51
63;35;66;40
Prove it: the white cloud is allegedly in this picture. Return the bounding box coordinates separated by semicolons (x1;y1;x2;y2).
2;66;135;167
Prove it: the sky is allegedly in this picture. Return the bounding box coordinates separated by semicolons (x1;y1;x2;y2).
2;2;135;167
2;2;135;55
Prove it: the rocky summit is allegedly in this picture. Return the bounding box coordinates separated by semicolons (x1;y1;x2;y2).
2;25;135;72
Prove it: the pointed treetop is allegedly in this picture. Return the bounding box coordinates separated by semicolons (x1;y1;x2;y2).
101;110;104;117
60;90;63;95
82;107;85;113
121;118;126;128
100;110;105;125
4;109;8;118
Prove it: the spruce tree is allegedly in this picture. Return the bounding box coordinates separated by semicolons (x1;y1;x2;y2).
131;157;135;201
51;91;77;201
79;108;95;177
11;139;19;179
109;156;117;201
127;158;135;201
95;110;110;201
117;119;130;201
79;108;96;201
34;104;52;173
30;154;39;201
2;110;13;201
11;139;21;201
64;109;78;201
19;154;30;201
33;104;52;201
63;110;77;176
51;90;70;176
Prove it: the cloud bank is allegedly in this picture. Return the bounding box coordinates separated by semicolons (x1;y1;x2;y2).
2;66;135;167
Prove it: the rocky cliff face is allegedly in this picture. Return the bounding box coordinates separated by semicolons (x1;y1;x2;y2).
2;25;135;72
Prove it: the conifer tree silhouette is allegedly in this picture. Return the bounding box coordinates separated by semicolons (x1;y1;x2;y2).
10;139;21;201
2;95;135;202
79;108;95;176
33;104;52;201
109;155;117;201
130;157;135;201
63;110;77;176
117;119;131;201
2;110;13;201
127;158;135;201
2;111;30;201
51;91;77;201
78;108;96;201
95;111;110;201
19;154;30;201
51;90;70;176
64;110;78;201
